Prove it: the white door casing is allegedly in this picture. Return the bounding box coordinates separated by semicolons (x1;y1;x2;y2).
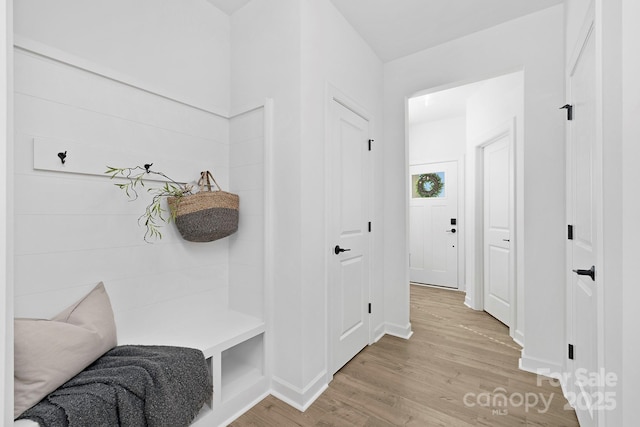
483;134;513;326
566;13;601;427
328;99;371;375
409;161;458;288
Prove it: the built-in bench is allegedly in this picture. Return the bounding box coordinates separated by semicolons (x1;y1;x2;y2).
15;292;268;427
116;293;268;426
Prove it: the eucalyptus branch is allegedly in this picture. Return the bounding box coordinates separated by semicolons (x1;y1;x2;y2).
106;165;194;242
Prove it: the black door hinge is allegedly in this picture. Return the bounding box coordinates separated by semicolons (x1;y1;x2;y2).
568;344;574;360
368;139;374;151
368;221;372;232
568;225;574;240
560;104;573;121
368;303;372;314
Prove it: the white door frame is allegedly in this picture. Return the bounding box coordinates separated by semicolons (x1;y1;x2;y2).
476;120;516;331
1;2;14;423
565;5;605;425
474;118;517;339
324;84;374;382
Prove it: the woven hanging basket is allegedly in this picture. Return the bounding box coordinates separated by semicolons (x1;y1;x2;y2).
167;171;239;242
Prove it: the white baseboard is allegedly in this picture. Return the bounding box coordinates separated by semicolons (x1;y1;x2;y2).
384;322;413;339
373;324;385;343
270;371;328;412
519;352;564;377
513;329;525;347
464;294;480;310
519;353;571;402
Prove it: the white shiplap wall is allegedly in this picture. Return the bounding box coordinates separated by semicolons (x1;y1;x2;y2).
13;48;231;324
228;107;265;319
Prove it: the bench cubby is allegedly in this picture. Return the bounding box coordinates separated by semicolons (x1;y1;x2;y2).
116;292;268;426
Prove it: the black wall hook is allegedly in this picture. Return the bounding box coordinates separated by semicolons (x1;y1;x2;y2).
144;163;153;173
57;151;67;164
560;104;573;121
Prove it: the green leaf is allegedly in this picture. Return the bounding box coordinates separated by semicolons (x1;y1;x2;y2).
107;164;190;241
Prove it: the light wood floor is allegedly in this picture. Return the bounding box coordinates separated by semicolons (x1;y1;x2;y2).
231;285;579;426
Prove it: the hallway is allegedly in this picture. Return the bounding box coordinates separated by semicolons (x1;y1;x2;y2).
232;285;579;426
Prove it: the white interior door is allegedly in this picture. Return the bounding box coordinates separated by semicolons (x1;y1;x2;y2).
567;19;600;427
483;135;513;327
329;100;370;375
409;161;458;288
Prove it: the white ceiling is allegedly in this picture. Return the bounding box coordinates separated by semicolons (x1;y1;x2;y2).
329;0;564;61
206;0;251;15
207;0;564;62
206;2;543;124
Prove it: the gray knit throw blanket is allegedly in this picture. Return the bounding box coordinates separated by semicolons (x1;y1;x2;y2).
18;345;213;427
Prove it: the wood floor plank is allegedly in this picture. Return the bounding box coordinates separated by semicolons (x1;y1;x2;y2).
231;285;579;426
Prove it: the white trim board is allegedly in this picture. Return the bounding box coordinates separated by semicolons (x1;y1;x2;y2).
270;371;328;412
262;98;275;403
32;137;215;185
384;322;414;340
14;36;228;118
519;352;564;379
1;0;15;423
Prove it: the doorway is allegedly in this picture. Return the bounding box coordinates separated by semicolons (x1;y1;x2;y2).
328;97;372;375
479;121;515;327
407;70;523;339
409;160;459;288
565;11;602;426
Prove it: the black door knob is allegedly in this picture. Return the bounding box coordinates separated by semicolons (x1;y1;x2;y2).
446;228;457;234
572;265;595;281
334;245;351;255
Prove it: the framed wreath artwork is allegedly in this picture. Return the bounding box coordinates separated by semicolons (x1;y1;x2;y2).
412;172;445;198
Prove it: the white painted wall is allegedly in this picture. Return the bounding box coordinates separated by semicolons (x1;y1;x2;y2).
300;0;384;390
595;2;624;425
622;1;640;424
12;0;234;339
14;0;230;114
384;5;565;372
409;116;466;163
12;46;231;321
229;107;265;319
465;72;524;343
231;0;305;404
1;1;14;424
565;0;592;59
231;0;383;409
466;74;523;140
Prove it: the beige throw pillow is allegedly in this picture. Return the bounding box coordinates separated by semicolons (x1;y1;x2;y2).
14;282;118;418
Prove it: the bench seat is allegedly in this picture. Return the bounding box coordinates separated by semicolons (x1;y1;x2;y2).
116;293;265;359
15;291;267;426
